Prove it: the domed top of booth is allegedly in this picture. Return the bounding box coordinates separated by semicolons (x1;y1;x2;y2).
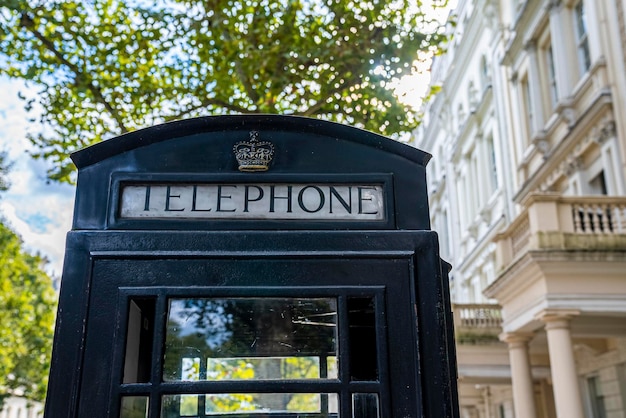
71;115;432;230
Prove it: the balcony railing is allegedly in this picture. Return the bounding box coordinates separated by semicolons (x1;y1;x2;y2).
495;193;626;268
452;303;503;344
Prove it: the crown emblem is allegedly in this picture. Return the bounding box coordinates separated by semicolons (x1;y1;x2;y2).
233;131;275;172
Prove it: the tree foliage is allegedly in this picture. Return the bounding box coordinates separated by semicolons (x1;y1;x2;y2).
0;221;56;406
0;0;447;183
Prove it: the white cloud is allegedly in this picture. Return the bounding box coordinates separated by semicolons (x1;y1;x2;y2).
0;76;75;277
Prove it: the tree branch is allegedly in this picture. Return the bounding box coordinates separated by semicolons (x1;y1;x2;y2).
163;97;252;121
19;13;129;133
210;9;260;105
300;73;362;117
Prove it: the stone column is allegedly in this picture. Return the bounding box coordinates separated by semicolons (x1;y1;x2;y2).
537;310;584;418
501;333;537;418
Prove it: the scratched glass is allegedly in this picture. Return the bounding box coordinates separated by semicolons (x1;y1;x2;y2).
163;298;338;381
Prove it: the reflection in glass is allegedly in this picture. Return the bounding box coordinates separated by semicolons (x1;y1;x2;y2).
164;298;338;382
206;356;337;380
119;396;148;418
352;393;380;418
123;299;155;383
161;393;338;416
179;394;198;416
181;357;200;381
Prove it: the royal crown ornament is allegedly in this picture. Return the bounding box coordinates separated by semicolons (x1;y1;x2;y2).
233;131;275;172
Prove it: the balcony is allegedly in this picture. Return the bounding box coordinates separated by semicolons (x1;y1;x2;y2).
495;193;626;269
452;304;503;344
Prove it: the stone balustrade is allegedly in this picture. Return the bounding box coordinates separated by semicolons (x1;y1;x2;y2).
452;303;503;344
495;193;626;269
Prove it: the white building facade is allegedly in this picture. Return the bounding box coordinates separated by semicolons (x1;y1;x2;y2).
413;1;626;417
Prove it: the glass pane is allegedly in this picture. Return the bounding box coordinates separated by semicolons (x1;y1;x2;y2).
161;393;339;416
352;393;379;418
164;298;338;381
120;396;148;418
348;297;378;381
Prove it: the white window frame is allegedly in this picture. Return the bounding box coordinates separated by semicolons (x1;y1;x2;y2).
585;375;607;418
486;135;498;194
574;0;591;74
546;45;558;109
521;76;534;142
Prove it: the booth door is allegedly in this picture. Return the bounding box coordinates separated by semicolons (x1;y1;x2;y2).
77;255;422;418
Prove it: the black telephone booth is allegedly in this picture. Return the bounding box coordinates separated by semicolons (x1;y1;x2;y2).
45;115;458;418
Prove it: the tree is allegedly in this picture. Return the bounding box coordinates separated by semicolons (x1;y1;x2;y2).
0;221;56;407
0;0;448;183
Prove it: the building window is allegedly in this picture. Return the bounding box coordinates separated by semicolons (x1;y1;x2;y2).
457;178;467;230
514;0;526;17
521;77;534;141
470;154;480;218
435;210;451;259
487;136;498;193
575;0;591;73
546;45;558;108
589;171;608;195
458;104;466;126
468;81;478;108
499;404;506;418
587;376;607;418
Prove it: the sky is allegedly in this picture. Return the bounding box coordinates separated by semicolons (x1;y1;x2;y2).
0;0;455;277
0;77;75;277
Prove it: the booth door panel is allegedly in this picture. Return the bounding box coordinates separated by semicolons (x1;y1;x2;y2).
77;256;421;418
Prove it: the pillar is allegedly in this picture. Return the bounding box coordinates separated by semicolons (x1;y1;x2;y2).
501;333;537;418
537;310;584;418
